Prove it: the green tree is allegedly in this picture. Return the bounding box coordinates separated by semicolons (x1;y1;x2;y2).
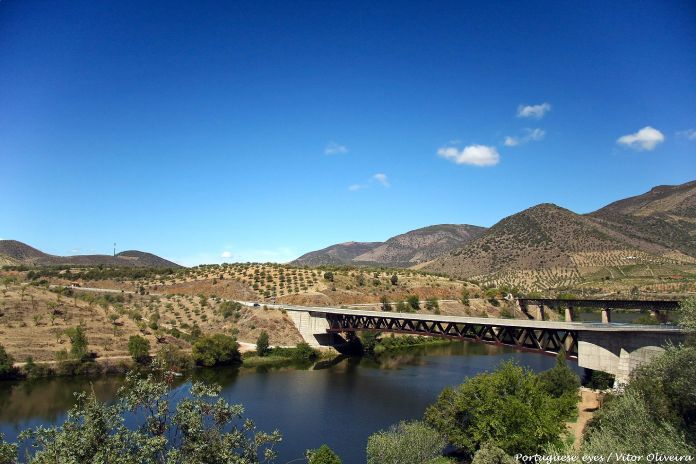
461;289;470;306
127;335;151;363
406;295;420;311
366;420;445;464
679;297;696;344
192;334;241;367
65;326;89;360
380;295;392;311
390;274;398;286
16;361;281;463
306;444;342;464
537;351;580;418
323;272;334;282
256;331;270;357
424;361;569;455
471;442;516;464
0;434;17;464
0;344;18;380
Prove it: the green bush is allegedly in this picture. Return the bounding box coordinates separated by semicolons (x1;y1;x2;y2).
156;345;194;372
306;444;342;464
127;335;151;363
256;331;270;357
537;352;580;419
407;295;420;310
366;420;445;464
192;334;241;367
0;345;19;380
65;326;89;360
471;442;516;464
425;361;571;455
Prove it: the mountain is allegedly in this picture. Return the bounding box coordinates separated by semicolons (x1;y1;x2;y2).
423;180;696;279
292;224;486;267
587;181;696;260
0;240;181;268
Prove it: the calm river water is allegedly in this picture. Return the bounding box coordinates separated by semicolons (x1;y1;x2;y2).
0;342;582;463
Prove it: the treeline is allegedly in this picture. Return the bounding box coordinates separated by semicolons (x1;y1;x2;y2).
11;265;183;281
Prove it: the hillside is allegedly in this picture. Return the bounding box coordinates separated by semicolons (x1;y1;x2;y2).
0;240;181;268
292;224;485;267
587;181;696;259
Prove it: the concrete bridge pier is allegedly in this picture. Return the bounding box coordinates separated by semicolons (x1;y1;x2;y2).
565;306;575;322
601;307;612;324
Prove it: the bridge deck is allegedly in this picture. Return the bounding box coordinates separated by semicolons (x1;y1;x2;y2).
269;304;682;333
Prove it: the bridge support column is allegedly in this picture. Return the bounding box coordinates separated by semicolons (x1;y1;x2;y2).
539;304;546;321
577;331;684;386
601;308;612;324
565;306;575;322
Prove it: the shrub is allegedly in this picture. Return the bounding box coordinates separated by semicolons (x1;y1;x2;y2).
366;420;445;464
380;295;392;311
537;351;580;418
192;334;241;367
461;289;470;306
0;345;19;380
425;361;570;455
582;369;614;390
306;444;342;464
390;274;398;285
127;335;151;363
156;345;193;372
407;295;420;311
256;331;270;357
425;297;439;311
471;442;516;464
323;272;334;282
65;326;89;360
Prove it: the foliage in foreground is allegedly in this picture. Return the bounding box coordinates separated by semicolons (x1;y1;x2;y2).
6;361;281;464
424;360;575;455
366;420;447;464
306;444;342;464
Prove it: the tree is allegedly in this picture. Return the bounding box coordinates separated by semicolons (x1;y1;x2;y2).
425;297;439;312
461;289;470;306
306;444;342;464
366;420;445;464
380;295;392;311
127;335;151;363
471;443;516;464
256;331;270;357
424;361;570;455
192;334;241;367
679;297;696;344
16;361;281;463
0;434;17;464
390;274;398;286
65;326;89;360
537;351;580;418
406;295;420;311
0;344;19;380
395;301;409;313
323;272;334;282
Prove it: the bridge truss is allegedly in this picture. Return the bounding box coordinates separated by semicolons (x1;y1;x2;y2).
325;313;579;358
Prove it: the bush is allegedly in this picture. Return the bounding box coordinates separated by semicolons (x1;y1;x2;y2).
65;326;89;360
291;342;319;361
390;274;398;285
0;345;19;380
425;297;439;311
156;345;193;372
323;272;334;282
471;442;516;464
582;369;614;390
256;331;270;357
127;335;151;363
306;444;342;464
424;361;570;455
407;295;420;310
192;334;241;367
366;420;445;464
537;352;580;419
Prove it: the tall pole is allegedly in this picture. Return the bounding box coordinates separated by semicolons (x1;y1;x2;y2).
113;243;116;257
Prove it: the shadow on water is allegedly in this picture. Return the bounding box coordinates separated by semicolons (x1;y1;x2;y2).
0;341;577;463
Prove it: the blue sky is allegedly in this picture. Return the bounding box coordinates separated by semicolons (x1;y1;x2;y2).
1;0;695;265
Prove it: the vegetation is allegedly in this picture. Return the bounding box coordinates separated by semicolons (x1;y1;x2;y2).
191;334;241;367
256;330;270;357
127;335;151;363
0;344;19;380
2;362;281;463
366;420;446;464
306;444;342;464
424;361;575;455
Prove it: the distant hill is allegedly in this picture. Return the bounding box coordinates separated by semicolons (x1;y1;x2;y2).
587;180;696;259
0;240;181;268
292;224;486;267
423;180;696;279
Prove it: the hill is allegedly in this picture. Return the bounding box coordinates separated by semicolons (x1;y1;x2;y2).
292;224;485;267
0;240;181;268
587;181;696;260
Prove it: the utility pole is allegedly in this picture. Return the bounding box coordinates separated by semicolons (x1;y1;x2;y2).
113;243;116;257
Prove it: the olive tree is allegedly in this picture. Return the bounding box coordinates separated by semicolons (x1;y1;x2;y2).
366;420;445;464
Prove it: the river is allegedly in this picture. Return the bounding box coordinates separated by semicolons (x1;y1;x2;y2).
0;342;582;463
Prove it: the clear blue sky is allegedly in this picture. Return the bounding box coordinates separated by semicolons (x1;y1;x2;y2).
1;0;695;265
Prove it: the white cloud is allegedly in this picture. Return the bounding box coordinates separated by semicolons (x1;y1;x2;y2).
617;126;665;151
517;102;551;119
504;128;546;147
348;184;366;191
677;129;696;140
437;144;500;167
324;141;348;155
373;173;390;187
221;251;232;259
